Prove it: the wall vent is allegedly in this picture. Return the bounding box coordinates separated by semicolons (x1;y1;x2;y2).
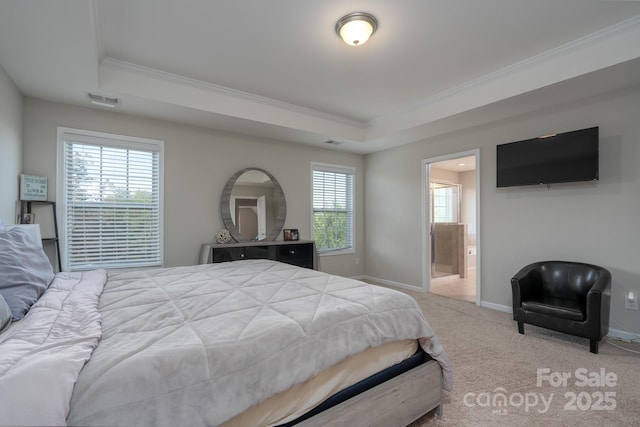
88;93;119;108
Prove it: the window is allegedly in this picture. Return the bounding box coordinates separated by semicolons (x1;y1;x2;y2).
431;182;461;223
312;163;354;254
57;128;163;271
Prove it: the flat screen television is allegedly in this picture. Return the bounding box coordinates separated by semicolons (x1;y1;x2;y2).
496;126;599;187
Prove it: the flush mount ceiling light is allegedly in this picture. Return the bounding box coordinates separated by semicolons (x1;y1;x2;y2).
335;12;378;46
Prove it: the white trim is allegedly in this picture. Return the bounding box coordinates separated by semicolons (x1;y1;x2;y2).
480;301;512;313
354;275;425;293
422;149;481;305
357;278;637;343
607;327;639;343
478;302;636;342
368;15;640;141
375;16;640;125
102;58;364;128
421;161;429;292
99;17;640;150
319;248;355;257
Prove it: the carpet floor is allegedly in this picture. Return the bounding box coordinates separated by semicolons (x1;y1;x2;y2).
389;288;640;427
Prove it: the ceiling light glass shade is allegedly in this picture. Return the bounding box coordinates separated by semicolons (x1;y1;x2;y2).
336;12;378;46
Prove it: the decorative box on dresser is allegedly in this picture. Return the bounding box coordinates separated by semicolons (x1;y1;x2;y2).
199;240;316;270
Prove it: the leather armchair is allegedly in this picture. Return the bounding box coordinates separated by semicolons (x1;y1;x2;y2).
511;261;611;353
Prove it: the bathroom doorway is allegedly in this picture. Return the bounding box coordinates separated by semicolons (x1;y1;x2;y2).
230;195;267;240
422;149;480;304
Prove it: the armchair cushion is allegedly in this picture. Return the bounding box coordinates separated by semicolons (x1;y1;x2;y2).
521;297;585;321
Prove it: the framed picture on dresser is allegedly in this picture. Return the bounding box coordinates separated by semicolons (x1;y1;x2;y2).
283;229;299;241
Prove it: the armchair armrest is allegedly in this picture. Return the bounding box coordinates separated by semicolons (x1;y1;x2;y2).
586;268;611;336
588;269;612;295
511;262;542;305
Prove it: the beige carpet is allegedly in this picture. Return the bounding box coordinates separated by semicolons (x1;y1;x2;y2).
387;287;640;427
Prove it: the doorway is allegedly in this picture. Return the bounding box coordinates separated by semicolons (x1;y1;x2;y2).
422;149;480;305
230;195;267;240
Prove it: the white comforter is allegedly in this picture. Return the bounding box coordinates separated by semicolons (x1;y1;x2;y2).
1;260;451;426
0;270;106;426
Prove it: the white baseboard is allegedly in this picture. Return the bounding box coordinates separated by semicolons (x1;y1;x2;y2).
353;275;426;293
475;302;637;342
358;278;638;342
480;301;512;313
607;327;638;342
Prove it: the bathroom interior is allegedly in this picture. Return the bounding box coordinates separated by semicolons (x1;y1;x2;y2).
429;156;477;303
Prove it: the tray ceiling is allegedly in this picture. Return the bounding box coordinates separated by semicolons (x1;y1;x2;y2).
1;0;640;153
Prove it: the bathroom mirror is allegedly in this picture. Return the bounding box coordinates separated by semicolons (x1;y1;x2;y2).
221;168;286;242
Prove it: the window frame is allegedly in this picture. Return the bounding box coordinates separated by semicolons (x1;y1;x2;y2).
56;127;164;271
310;162;356;256
431;181;461;224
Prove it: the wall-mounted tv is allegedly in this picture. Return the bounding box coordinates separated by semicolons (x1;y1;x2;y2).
496;126;599;187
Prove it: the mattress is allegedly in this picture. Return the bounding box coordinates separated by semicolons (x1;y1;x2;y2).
222;339;419;426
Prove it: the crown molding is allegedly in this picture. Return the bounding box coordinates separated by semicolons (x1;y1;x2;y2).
98;15;640;148
367;14;640;139
101;58;364;129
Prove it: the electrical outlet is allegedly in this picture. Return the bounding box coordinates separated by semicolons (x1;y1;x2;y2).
355;257;360;265
625;291;638;310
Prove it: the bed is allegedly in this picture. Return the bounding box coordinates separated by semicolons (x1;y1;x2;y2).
0;226;452;426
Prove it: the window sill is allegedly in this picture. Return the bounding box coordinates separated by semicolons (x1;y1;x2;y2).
317;248;355;257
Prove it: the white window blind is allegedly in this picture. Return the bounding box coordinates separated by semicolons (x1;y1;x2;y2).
312;163;354;253
58;129;163;271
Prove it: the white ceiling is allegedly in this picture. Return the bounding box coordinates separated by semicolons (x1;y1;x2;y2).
1;0;640;153
431;156;476;173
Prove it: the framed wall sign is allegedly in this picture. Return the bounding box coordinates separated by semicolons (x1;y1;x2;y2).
20;174;48;201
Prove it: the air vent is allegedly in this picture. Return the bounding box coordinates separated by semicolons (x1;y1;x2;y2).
88;93;119;108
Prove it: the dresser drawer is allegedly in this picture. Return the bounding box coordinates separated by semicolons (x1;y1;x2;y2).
211;247;245;262
276;243;314;269
244;245;270;259
212;245;271;262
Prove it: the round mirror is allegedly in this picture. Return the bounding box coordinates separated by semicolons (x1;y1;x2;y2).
221;168;286;242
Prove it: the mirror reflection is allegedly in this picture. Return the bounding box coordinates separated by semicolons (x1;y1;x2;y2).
221;168;286;242
230;170;275;241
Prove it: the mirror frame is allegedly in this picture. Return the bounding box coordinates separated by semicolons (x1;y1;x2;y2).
221;167;287;242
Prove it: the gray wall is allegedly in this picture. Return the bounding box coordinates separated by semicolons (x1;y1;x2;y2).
0;65;22;225
22;98;365;277
15;86;640;334
365;86;640;334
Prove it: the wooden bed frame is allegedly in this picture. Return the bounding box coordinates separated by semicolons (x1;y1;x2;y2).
298;359;443;426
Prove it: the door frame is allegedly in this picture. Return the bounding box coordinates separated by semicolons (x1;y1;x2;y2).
421;148;481;305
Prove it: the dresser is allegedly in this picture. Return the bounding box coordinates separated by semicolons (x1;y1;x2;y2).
199;240;316;270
